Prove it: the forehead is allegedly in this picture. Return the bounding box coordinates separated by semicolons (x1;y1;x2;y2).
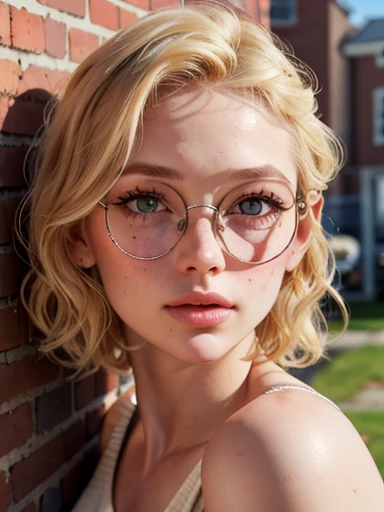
131;88;297;189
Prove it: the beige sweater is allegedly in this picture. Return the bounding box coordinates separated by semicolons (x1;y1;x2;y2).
71;396;203;512
72;383;338;511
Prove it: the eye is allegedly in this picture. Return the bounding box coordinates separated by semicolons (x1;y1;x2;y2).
238;197;269;215
113;189;168;214
129;196;166;214
230;196;274;216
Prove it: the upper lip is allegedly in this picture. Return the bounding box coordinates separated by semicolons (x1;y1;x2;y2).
166;292;234;308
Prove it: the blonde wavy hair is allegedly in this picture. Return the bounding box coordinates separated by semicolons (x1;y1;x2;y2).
20;0;347;374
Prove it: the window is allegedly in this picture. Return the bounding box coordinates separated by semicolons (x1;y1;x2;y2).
373;87;384;146
270;0;297;26
375;48;384;69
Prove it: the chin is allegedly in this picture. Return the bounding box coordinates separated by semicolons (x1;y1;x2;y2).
173;332;241;364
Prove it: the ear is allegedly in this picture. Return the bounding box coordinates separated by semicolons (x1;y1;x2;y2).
285;191;323;272
68;219;97;269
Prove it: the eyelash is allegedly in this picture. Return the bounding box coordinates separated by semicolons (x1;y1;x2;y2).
112;187;287;212
231;191;286;212
113;187;166;207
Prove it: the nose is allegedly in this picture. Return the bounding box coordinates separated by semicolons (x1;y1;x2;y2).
173;206;226;276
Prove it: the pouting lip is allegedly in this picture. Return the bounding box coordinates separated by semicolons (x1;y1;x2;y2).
166;292;234;309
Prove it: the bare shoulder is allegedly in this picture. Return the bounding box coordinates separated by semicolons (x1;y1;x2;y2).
202;388;384;512
100;388;134;453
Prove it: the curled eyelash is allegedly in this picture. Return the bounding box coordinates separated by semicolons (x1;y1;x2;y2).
234;190;287;212
113;187;165;207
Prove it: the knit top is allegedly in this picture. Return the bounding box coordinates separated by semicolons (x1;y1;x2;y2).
71;384;339;511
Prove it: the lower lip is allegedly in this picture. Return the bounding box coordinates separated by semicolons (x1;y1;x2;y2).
165;305;233;327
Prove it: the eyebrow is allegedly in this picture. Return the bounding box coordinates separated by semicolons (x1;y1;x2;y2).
122;163;293;186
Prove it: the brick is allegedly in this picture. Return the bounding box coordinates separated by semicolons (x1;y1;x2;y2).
0;250;27;297
242;0;261;21
119;9;138;29
18;66;70;96
44;17;66;59
0;3;11;46
0;59;21;97
0;303;30;351
39;485;62;512
258;0;270;11
11;8;45;53
37;0;86;17
74;374;95;410
11;436;65;503
123;0;150;10
69;28;99;64
0;146;29;187
62;460;87;506
0;355;59;403
89;0;119;30
0;471;10;512
0;197;22;244
0;96;9;130
0;403;33;458
36;383;72;434
84;443;101;482
1;97;45;136
151;0;180;9
95;368;119;397
63;419;86;461
86;403;106;439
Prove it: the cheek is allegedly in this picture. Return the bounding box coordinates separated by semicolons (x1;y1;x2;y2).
95;249;167;305
245;258;287;303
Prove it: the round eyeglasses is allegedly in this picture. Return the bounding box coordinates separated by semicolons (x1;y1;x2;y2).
98;178;309;265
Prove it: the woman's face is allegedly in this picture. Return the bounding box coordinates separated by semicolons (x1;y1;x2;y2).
78;88;311;364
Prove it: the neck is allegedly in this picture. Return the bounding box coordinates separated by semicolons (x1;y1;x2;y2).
127;331;256;460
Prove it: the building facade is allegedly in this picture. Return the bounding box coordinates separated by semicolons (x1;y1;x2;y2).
270;0;384;298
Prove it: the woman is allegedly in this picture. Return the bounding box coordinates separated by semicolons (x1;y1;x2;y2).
21;2;384;510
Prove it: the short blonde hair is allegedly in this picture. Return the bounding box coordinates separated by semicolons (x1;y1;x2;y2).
20;1;347;374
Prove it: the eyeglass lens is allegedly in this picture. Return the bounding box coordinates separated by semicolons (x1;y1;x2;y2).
102;179;297;263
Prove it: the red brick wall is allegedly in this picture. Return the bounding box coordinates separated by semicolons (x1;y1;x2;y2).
272;0;330;125
352;55;384;165
0;1;265;510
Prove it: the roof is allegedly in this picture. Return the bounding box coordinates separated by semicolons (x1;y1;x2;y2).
335;0;351;16
343;19;384;56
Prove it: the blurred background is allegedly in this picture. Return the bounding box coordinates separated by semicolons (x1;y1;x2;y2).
0;1;383;510
269;0;384;478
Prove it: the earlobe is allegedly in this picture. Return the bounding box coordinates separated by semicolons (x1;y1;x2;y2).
285;192;323;272
68;220;96;269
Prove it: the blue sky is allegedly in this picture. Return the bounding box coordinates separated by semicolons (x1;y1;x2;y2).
343;0;384;27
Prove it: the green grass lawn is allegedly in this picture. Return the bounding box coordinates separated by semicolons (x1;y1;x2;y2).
328;300;384;331
346;411;384;479
312;345;384;402
312;345;384;478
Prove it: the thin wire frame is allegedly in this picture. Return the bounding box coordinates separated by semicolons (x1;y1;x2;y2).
98;197;306;265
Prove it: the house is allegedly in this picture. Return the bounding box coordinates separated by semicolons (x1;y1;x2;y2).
270;0;384;298
343;20;384;298
270;0;354;141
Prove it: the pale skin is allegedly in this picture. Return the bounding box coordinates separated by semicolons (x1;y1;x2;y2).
73;88;384;511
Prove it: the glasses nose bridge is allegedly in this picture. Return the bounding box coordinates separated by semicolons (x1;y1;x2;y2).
185;203;221;231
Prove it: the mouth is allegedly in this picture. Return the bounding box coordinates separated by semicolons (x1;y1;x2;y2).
165;293;234;327
167;292;234;309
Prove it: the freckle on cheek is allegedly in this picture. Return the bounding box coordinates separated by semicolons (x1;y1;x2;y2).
248;278;252;282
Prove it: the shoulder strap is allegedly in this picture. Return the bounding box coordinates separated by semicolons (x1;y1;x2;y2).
264;384;340;410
